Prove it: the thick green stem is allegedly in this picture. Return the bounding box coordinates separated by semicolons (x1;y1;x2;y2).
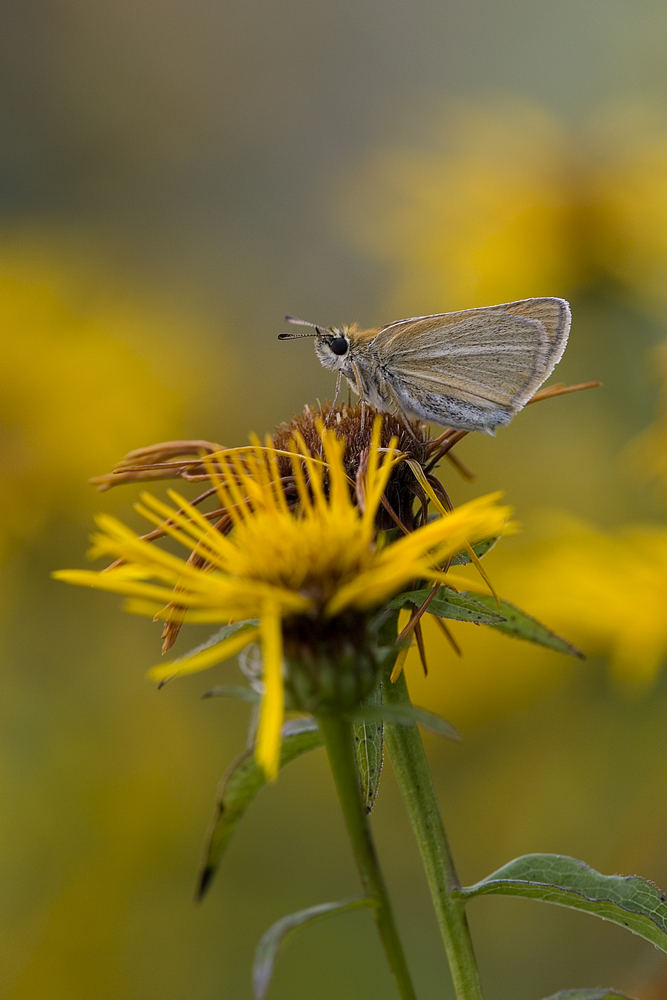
383;668;483;1000
316;713;418;1000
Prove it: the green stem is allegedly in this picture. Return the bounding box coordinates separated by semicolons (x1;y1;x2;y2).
383;668;483;1000
316;712;418;1000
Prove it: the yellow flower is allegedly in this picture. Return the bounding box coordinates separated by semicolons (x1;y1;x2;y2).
54;420;513;778
485;515;667;687
0;251;195;557
338;97;667;312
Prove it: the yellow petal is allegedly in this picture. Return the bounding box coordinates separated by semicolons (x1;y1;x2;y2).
148;626;261;682
390;643;413;682
255;602;284;781
53;569;180;604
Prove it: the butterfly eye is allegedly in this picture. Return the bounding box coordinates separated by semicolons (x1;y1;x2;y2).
329;337;348;356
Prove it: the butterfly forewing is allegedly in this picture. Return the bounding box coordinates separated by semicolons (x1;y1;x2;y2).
491;297;571;367
368;297;569;410
370;312;547;409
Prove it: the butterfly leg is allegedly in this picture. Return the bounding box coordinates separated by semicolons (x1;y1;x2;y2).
324;370;343;426
350;361;367;433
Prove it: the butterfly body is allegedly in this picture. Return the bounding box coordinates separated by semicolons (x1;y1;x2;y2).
281;296;571;434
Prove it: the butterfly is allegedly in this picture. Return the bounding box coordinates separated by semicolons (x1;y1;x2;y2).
279;297;571;434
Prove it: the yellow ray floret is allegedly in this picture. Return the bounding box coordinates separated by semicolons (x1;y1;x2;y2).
54;421;514;777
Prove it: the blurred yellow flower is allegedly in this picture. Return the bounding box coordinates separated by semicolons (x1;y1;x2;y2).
401;513;667;730
0;248;206;556
475;515;667;689
54;421;514;777
338;98;667;312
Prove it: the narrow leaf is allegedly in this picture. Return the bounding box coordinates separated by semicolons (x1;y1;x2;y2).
450;537;499;564
540;991;635;1000
169;619;260;668
387;587;505;625
387;584;583;658
354;685;384;814
196;718;322;900
201;684;261;702
457;854;667;952
253;897;375;999
348;703;459;741
457;592;584;657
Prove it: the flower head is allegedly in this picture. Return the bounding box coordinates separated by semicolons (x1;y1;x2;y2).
55;418;513;777
88;401;485;654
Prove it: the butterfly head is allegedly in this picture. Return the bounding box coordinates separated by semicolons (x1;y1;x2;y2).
314;328;351;372
279;317;353;372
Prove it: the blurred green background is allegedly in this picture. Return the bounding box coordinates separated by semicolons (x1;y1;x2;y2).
4;1;667;997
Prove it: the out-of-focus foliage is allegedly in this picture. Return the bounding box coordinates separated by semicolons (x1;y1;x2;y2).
339;99;667;313
631;340;667;493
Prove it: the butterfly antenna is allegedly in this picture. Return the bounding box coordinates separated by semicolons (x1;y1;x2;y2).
278;316;322;341
285;316;319;327
278;330;321;340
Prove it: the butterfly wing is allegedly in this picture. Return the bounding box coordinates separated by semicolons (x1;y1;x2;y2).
368;297;570;432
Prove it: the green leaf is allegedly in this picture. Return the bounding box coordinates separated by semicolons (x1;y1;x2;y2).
386;583;583;658
539;991;635;1000
449;537;499;564
169;619;260;670
387;587;505;625
353;685;384;815
201;684;261;702
347;703;459;741
458;592;584;657
253;897;375;999
196;718;322;900
457;854;667;953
